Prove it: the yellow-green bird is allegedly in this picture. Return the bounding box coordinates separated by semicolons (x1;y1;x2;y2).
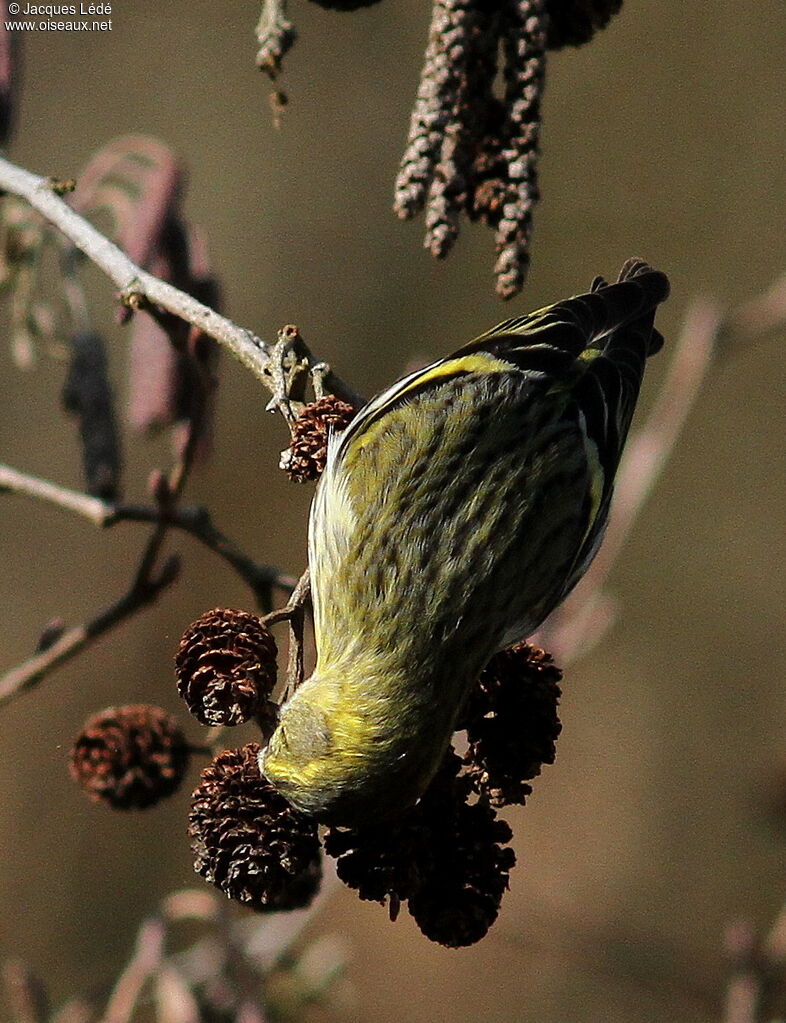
262;259;670;825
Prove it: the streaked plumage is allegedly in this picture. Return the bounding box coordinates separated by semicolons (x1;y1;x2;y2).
262;260;670;824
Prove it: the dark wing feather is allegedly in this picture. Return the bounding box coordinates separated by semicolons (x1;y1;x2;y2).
459;259;670;477
459;260;671;604
332;261;669;496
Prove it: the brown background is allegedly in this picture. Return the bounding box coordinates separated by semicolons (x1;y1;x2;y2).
1;1;786;1020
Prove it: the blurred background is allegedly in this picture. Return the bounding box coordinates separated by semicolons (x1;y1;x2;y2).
1;0;785;1019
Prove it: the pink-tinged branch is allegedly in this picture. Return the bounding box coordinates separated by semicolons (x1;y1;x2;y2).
99;919;165;1023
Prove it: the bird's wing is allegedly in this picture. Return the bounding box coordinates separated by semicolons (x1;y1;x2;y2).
453;259;671;606
314;261;669;631
329;260;669;470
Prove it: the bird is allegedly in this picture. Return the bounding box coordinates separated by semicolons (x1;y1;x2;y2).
261;258;670;826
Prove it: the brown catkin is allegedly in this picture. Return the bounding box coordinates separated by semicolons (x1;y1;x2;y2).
395;0;621;296
492;0;547;299
394;0;474;221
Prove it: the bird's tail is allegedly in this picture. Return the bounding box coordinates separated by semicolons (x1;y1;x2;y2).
589;258;669;356
456;259;669;374
570;260;670;487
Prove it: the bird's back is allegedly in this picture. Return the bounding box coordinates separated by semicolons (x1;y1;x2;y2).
311;259;670;668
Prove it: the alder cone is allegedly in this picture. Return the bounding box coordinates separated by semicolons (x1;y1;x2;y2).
70;704;189;810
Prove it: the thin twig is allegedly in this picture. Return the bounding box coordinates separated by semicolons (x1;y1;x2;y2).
265;325;318;426
0;462;295;606
263;567;311;697
0;155;360;407
0;553;179;708
285;568;311;695
100;918;165;1023
0;461;108;523
116;504;294;604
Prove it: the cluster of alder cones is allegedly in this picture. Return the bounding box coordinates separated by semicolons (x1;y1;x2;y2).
68;398;563;947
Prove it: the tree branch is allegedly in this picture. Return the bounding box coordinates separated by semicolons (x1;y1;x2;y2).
0;462;295;606
0;552;180;709
0;155;360;407
0;461;108;524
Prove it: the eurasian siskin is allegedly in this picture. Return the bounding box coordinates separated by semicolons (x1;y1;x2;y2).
262;258;670;825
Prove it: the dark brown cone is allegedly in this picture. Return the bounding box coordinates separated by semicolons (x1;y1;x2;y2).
176;609;278;727
323;811;428;911
407;754;515;947
323;754;462;913
325;751;516;946
70;705;189;810
189;744;322;912
545;0;623;49
462;642;562;807
408;798;515;948
281;397;356;483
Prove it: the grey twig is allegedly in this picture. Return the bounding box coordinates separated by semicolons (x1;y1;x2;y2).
0;155;359;407
0;462;295;606
0;552;180;709
263;567;311;697
0;461;108;524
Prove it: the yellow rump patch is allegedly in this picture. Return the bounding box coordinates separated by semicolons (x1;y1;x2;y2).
391;352;513;402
